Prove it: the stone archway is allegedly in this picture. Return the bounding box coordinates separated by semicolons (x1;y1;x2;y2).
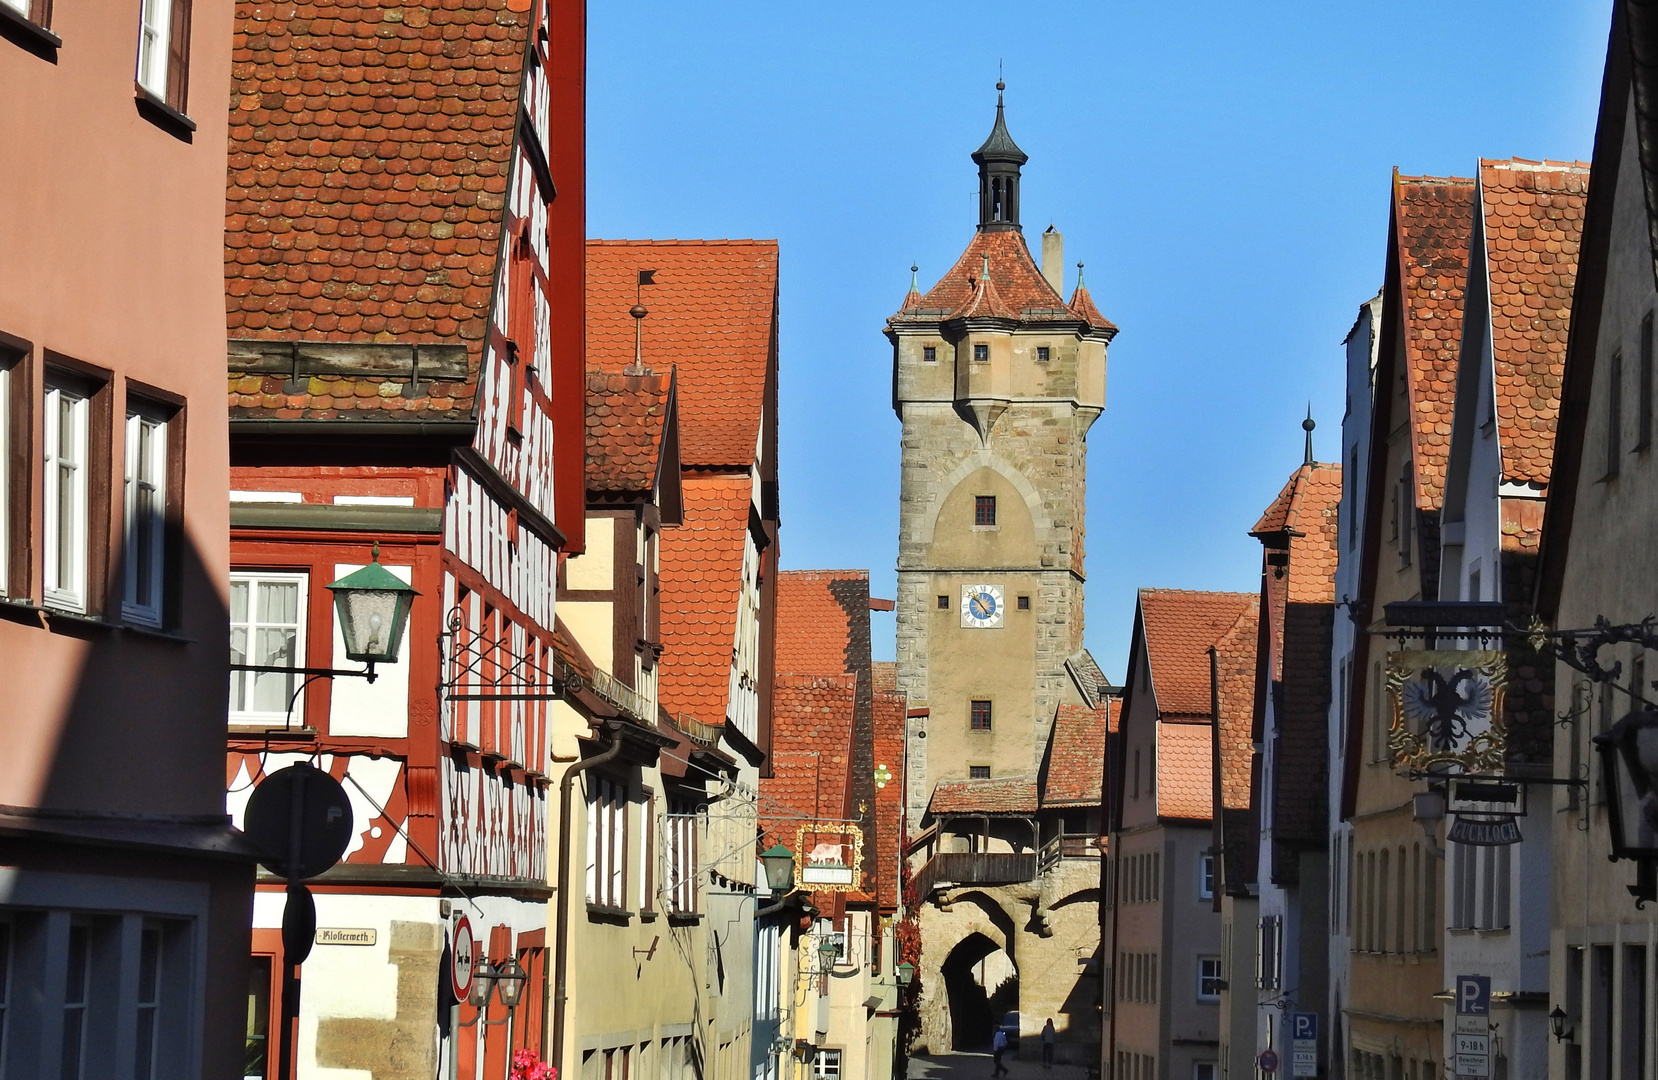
940;932;1018;1052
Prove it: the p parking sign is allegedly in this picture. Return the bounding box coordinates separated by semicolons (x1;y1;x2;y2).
1456;975;1490;1015
1290;1013;1318;1077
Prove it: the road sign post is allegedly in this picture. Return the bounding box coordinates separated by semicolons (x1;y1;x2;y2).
1290;1013;1318;1078
1455;975;1492;1079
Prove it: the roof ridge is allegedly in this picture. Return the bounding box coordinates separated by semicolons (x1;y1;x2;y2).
586;238;780;247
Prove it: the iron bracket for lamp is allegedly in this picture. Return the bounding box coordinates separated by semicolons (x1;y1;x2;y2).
230;662;380;684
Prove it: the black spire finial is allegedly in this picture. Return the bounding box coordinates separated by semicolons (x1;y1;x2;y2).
973;77;1026;232
1303;405;1316;466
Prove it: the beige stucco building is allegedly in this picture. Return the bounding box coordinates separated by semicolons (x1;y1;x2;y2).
888;86;1116;1062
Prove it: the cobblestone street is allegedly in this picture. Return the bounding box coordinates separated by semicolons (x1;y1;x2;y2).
908;1053;1092;1080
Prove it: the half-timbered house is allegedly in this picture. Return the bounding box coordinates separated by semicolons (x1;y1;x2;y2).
219;0;586;1074
553;240;782;1080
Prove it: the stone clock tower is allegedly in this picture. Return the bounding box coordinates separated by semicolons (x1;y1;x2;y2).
887;84;1115;829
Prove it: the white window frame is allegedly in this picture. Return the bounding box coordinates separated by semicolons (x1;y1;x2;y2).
228;571;309;725
811;1049;841;1080
136;0;173;98
1196;956;1222;1002
585;775;628;910
1198;853;1216;901
122;409;168;627
43;381;90;613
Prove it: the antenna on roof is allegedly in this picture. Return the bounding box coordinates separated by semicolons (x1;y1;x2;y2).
629;269;656;375
1303;405;1316;466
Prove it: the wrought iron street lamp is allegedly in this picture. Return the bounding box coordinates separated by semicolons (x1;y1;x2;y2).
327;546;417;672
461;957;527;1027
760;844;795;895
1550;1005;1573;1043
1593;709;1658;904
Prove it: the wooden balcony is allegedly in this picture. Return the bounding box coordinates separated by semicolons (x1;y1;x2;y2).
913;851;1037;898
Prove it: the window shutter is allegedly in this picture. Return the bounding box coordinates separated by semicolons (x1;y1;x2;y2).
165;0;191;109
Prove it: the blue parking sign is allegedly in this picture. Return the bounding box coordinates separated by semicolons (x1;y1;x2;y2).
1457;975;1491;1016
1292;1013;1317;1041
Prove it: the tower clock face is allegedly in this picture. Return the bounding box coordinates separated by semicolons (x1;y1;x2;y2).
960;584;1004;629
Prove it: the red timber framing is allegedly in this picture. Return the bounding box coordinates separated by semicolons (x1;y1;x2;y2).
220;0;584;1072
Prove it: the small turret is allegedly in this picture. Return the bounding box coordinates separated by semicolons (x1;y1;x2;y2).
973;81;1027;232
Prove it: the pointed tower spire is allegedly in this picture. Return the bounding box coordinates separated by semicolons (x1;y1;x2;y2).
972;80;1027;233
1303;406;1316;466
901;263;922;312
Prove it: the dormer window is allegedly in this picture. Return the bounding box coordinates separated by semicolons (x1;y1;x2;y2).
973;344;989;363
923;345;937;363
1036;347;1050;362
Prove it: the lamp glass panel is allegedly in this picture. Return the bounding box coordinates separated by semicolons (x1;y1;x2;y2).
336;589;403;662
497;962;526;1007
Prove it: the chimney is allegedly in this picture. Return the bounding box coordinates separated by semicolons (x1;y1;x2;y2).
1041;225;1063;295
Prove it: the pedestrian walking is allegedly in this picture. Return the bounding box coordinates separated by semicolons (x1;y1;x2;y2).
991;1029;1010;1077
1040;1019;1055;1068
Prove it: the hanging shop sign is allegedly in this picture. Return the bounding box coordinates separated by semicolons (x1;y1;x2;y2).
794;822;865;890
1386;650;1510;774
1445;777;1526;847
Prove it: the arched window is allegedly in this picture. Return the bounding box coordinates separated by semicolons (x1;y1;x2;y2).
1378;850;1389;952
1395;845;1407;953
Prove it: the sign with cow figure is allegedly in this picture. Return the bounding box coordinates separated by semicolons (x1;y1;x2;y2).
794;823;865;889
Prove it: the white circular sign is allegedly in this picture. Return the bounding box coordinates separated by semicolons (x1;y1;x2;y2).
450;915;476;1003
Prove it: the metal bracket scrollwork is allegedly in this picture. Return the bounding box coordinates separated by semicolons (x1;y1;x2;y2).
1539;615;1658;709
438;605;573;702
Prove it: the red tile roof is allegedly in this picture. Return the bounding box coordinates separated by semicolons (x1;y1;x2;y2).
928;774;1038;815
1394;174;1477;509
1153;610;1256;822
872;689;907;910
1156;722;1215;821
223;0;529;417
1478;158;1590;489
1138;589;1258;717
1042;702;1113;806
775;570;866;676
1252;463;1343;606
760;673;856;848
1067;280;1115;333
872;662;897;692
656;476;751;724
1214;612;1257;814
585;370;671;494
586;240;777;469
893;229;1107;328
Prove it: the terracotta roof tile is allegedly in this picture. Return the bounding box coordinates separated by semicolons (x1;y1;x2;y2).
1394;174;1477;509
657;476;752;724
1042;702;1113;806
222;0;529;418
1478;158;1590;488
872;690;907;910
775;570;866;676
893;230;1096;325
586;240;777;468
760;673;857;838
1067;280;1117;333
1153;609;1256;822
1139;589;1258;717
585;370;671;493
1214;611;1258;814
928;774;1038;815
872;662;897;692
1253;463;1340;844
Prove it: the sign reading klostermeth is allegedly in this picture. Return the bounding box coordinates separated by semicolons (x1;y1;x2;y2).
316;927;378;946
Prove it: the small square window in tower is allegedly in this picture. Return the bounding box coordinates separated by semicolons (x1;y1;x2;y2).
1017;595;1030;610
974;495;996;526
970;699;992;731
969;766;991;780
923;345;937;362
1036;346;1050;362
973;344;988;362
937;595;949;610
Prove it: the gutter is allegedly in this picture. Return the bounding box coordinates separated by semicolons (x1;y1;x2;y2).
551;725;625;1068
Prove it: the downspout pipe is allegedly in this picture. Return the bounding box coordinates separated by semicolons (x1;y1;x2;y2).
552;724;625;1069
1209;646;1224;915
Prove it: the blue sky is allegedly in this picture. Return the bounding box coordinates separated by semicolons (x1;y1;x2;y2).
587;1;1608;679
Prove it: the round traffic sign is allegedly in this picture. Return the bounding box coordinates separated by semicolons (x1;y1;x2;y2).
243;763;355;880
450;915;476;1003
1258;1049;1279;1074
